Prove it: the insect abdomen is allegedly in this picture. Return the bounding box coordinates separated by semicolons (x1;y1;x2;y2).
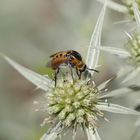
51;53;68;69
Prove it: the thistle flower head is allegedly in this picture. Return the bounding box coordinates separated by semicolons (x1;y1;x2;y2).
125;32;140;67
122;0;140;15
43;77;104;130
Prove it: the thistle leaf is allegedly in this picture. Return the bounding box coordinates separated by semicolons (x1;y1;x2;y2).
135;118;140;127
95;46;131;58
97;103;140;115
86;128;101;140
40;122;63;140
97;0;128;13
3;55;53;91
40;132;58;140
99;87;134;98
122;67;140;83
98;77;114;90
86;0;107;73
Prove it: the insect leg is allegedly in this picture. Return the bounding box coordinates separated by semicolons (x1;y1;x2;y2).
67;61;74;81
70;66;74;81
87;68;99;73
76;68;81;79
54;68;60;87
79;71;82;79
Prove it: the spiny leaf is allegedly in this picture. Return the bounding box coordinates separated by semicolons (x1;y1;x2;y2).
95;46;131;58
40;122;63;140
86;128;101;140
97;102;140;115
99;87;134;99
97;0;128;13
40;132;58;140
122;67;140;83
2;55;53;91
86;0;107;74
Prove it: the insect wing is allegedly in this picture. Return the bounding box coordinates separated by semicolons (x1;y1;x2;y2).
50;51;65;57
46;60;52;67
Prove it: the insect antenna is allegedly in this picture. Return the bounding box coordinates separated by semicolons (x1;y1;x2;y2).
86;68;99;73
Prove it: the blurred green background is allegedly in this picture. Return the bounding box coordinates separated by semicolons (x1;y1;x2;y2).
0;0;139;140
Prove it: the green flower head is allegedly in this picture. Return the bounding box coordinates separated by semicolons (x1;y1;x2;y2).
125;32;140;66
47;78;103;130
122;0;140;15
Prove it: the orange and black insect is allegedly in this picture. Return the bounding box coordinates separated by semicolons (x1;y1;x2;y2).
68;50;98;79
46;50;98;86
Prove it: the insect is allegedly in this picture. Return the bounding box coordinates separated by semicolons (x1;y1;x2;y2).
46;50;98;86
